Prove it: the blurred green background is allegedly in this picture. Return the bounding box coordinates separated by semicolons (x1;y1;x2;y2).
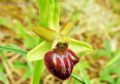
0;0;120;84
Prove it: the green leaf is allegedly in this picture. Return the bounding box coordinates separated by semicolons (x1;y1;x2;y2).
6;44;22;50
22;69;31;81
37;0;50;27
74;79;81;84
13;61;27;69
15;20;39;48
117;77;120;84
95;40;112;57
27;41;51;61
0;65;4;72
67;37;93;54
47;2;55;29
108;61;120;75
99;68;115;84
0;46;27;55
0;16;8;25
0;71;9;84
105;51;120;68
38;0;60;30
0;16;13;29
78;62;91;84
47;1;60;30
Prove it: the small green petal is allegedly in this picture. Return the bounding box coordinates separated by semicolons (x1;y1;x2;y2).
33;26;57;42
60;11;80;35
67;37;93;54
27;41;51;61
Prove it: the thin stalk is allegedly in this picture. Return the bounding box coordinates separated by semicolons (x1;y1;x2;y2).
105;51;120;68
0;52;15;83
71;73;85;84
78;62;90;84
32;60;44;84
32;0;60;84
0;46;33;83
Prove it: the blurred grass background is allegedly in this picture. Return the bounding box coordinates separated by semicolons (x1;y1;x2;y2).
0;0;120;84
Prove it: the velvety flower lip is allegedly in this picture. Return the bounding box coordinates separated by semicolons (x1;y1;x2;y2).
44;42;79;80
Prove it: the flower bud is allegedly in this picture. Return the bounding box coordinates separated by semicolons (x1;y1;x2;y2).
44;42;79;80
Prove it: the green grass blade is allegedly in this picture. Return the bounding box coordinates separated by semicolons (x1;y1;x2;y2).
71;73;85;84
0;16;13;29
0;46;33;83
0;46;27;55
105;51;120;68
15;20;39;48
78;62;91;84
0;71;9;84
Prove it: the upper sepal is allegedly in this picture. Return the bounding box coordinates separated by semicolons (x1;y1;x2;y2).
67;37;93;54
33;26;57;42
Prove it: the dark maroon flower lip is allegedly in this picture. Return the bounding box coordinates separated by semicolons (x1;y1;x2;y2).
44;42;79;80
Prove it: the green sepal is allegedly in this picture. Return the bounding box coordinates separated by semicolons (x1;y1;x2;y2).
27;41;51;61
33;26;57;42
67;37;93;54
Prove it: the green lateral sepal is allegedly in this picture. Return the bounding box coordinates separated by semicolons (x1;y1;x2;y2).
27;41;51;61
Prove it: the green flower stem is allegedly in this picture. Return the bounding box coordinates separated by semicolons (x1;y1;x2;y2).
38;0;60;30
33;26;57;42
32;60;44;84
48;2;55;29
78;62;90;84
38;0;50;27
105;51;120;68
33;0;60;84
47;1;60;30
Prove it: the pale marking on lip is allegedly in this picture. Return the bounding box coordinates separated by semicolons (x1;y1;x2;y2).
69;53;76;61
57;54;66;74
53;53;57;65
66;52;71;73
